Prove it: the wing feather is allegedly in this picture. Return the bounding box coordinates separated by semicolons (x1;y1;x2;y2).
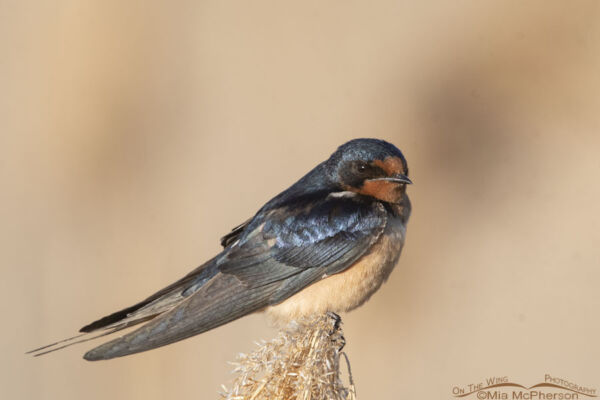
220;195;387;293
33;193;388;360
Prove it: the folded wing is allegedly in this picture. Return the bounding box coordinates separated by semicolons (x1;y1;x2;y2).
34;194;388;360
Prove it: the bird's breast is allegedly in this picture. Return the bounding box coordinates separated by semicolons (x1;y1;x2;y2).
266;208;407;323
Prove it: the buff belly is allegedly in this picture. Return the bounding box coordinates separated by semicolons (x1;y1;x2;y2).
266;216;406;323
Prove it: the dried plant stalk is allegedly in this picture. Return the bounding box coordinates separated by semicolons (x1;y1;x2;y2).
220;314;356;400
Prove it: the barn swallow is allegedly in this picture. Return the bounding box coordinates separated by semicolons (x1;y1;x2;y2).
29;138;412;360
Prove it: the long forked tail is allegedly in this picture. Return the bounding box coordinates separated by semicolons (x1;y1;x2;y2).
28;259;220;357
83;273;278;361
27;330;122;357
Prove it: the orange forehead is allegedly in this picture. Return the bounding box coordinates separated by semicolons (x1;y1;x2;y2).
372;156;406;176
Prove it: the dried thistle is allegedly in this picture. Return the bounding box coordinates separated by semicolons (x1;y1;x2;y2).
220;313;356;400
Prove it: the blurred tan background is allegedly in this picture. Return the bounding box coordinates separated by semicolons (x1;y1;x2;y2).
2;1;599;399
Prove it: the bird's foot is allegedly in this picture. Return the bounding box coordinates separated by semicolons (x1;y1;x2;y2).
326;311;345;351
326;311;342;333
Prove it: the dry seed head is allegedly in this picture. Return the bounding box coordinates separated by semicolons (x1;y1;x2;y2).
220;314;356;400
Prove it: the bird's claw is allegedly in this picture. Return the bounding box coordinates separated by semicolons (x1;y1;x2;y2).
326;312;345;351
337;334;346;352
326;311;342;333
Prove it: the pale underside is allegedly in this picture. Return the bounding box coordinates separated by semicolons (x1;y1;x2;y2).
266;215;406;323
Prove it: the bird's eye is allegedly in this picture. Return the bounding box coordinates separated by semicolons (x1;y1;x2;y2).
357;163;367;173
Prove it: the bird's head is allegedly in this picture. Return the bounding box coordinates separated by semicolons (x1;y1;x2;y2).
328;138;411;204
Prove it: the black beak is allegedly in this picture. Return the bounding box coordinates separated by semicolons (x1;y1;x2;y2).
368;174;413;185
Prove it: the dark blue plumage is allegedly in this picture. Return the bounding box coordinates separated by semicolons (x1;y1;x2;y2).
29;138;411;360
